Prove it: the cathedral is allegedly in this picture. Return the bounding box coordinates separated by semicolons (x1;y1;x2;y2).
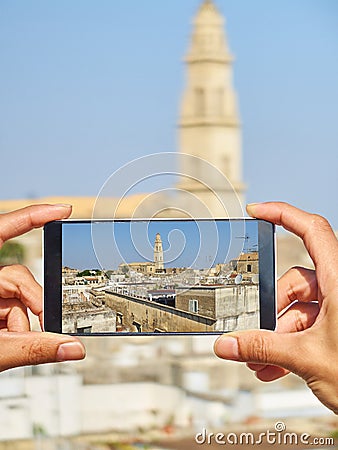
0;0;245;220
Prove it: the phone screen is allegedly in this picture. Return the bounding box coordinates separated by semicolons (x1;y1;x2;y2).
44;219;276;335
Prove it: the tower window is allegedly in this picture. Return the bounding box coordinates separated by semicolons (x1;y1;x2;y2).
195;88;205;116
247;264;252;273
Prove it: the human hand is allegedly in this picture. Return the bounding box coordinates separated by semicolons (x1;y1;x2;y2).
214;202;338;414
0;204;85;372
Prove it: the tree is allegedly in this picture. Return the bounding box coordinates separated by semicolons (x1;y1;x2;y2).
77;269;102;277
0;241;25;265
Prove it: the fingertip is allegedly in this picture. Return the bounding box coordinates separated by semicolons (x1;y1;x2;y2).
56;340;86;362
0;332;86;370
246;203;259;217
214;335;240;361
0;204;73;243
52;204;72;218
53;203;72;209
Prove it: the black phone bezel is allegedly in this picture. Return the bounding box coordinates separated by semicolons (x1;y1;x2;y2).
43;218;276;335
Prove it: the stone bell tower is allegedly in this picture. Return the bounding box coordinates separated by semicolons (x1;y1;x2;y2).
154;233;164;272
178;0;245;216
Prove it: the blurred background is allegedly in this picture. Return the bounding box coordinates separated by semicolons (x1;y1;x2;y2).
0;0;338;449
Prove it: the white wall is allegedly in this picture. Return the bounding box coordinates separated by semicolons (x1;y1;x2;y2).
81;382;190;433
0;372;82;441
25;374;82;437
254;389;333;418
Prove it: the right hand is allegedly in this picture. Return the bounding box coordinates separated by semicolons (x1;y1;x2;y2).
214;202;338;414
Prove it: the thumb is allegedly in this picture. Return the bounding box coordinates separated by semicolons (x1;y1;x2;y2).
0;332;86;372
214;330;301;372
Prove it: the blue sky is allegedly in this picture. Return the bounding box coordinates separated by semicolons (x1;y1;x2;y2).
1;1;338;228
62;219;257;271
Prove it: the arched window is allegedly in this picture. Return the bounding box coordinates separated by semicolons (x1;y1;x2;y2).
195;88;205;116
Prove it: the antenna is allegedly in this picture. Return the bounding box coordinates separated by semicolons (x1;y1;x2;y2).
235;234;250;253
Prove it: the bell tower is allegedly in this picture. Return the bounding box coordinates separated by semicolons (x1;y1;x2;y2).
154;233;164;272
178;0;245;214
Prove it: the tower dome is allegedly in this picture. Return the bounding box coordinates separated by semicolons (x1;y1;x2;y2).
186;0;232;63
194;0;224;27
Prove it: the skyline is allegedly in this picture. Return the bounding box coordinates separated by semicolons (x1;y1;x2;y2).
62;219;258;271
1;1;338;227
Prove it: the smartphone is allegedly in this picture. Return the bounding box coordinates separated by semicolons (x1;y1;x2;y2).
44;218;276;335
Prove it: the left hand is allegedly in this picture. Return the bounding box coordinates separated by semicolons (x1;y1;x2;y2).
0;204;86;372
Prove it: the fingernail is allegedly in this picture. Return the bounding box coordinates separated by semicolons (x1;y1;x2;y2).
214;336;239;361
246;203;259;217
56;341;85;362
54;204;72;208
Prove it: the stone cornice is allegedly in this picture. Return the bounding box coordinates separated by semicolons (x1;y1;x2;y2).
179;117;240;128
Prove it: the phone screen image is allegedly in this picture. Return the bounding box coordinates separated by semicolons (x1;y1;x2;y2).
44;219;275;335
